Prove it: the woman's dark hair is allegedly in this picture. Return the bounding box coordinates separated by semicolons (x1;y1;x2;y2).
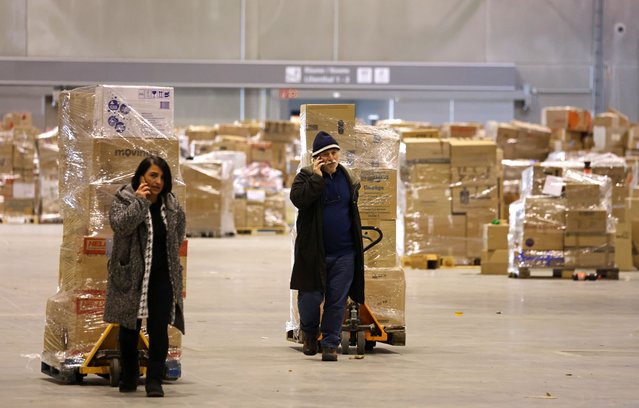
131;155;173;196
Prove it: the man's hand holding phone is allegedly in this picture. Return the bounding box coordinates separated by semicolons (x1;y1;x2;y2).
313;157;325;176
136;176;151;200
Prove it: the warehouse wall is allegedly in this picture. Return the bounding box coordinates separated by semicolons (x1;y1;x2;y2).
0;0;637;125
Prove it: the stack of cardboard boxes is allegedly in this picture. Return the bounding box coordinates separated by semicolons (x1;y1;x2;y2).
402;138;500;263
181;159;234;236
542;106;593;152
295;104;406;330
43;85;187;373
511;169;616;272
0;121;40;221
481;222;509;274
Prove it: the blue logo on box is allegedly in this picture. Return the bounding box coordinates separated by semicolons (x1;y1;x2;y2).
108;116;118;127
108;99;119;111
119;104;130;115
115;122;126;133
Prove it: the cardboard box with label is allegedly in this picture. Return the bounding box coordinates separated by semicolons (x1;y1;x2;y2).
451;183;499;214
89;137;180;183
67;85;174;138
355;169;397;220
300;104;355;153
522;224;564;250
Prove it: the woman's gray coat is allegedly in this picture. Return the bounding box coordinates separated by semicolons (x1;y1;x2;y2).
103;185;186;334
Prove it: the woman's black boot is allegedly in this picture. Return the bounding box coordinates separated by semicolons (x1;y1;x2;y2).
145;360;165;397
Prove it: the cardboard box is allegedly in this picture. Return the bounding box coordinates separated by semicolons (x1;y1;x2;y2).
594;111;629;128
522;225;564;250
441;123;481;138
450;165;497;185
404;138;450;163
615;222;633;270
246;203;265;227
217;123;252;137
262;120;299;143
300;104;355;152
234;198;247;228
480;249;509;275
451;183;499;214
593;126;628;151
364;267;405;328
449;139;496;167
185;126;217;142
524;196;566;227
361;218;397;268
0;142;13;173
565;210;607;234
67;85;174;138
405;186;451;216
404;214;467;258
542;106;592;132
484;223;509;250
408;163;450;185
564;248;614;268
248;142;273;164
355;169;397;220
564;233;612;248
398;128;440;140
467;213;498;258
564;183;600;209
92;137;180;182
339;128;400;169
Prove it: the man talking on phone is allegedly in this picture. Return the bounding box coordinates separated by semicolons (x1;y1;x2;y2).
289;130;365;362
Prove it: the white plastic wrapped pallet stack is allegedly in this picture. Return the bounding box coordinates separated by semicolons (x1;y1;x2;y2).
287;104;406;342
42;85;186;374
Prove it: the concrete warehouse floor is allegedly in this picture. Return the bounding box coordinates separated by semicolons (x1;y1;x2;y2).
0;224;638;407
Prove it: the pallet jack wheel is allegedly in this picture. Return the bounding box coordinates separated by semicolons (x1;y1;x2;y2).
356;331;366;355
109;358;121;387
365;340;376;352
340;331;351;355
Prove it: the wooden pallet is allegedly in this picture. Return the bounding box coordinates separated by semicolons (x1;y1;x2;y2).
186;230;235;238
236;227;288;236
401;254;483;270
510;267;619;280
1;215;37;224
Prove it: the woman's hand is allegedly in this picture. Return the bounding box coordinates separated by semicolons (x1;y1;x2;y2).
136;182;151;200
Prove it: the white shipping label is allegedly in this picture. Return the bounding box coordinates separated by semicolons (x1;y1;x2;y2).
13;182;36;199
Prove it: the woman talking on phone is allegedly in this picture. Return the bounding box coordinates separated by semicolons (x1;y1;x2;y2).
103;155;186;397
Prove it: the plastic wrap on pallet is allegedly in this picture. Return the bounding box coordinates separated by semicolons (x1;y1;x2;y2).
36;128;61;222
509;163;616;272
44;85;184;372
234;162;283;194
288;105;403;338
181;159;235;236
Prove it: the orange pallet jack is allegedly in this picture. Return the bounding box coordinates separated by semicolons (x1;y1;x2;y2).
340;226;406;355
